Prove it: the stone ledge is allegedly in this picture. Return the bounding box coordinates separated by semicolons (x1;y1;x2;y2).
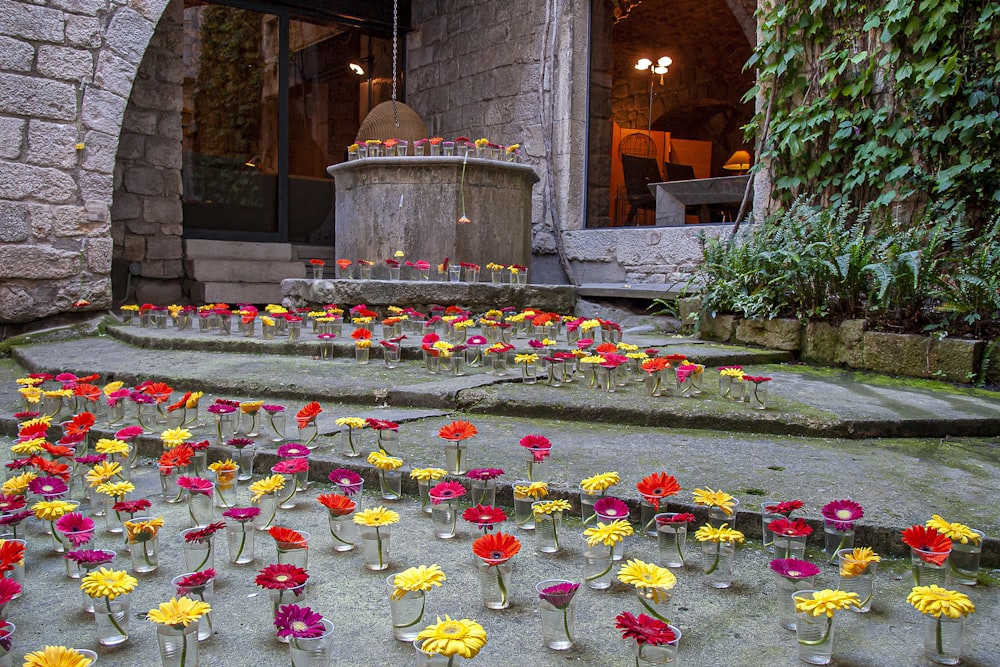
281;278;576;313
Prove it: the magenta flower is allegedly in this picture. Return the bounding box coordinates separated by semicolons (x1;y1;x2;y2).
54;512;95;546
0;495;26;513
226;438;255;449
429;481;466;504
28;477;68;498
0;578;21;605
4;459;33;471
655;513;696;526
274;604;327;639
519;434;552;462
594;497;629;521
272;458;309;475
207;403;237;415
115;425;144;441
365;418;399;431
73;454;107;465
222;506;261;523
263;404;286;413
188;439;210;451
177;476;214;495
65;548;116;567
538;581;579;609
328;469;363;495
183;521;226;542
466;335;488;346
466;468;504;481
175;568;216;595
820;499;864;531
769;558;820;580
0;511;32;528
277;444;310;459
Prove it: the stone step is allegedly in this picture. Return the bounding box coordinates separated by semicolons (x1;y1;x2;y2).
187;281;284;304
577;282;683;300
183;239;296;262
184;258;306;283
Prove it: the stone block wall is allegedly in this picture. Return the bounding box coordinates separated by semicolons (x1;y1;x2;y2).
111;0;184;305
0;0;170;324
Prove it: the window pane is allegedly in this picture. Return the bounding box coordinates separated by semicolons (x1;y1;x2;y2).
182;3;279;234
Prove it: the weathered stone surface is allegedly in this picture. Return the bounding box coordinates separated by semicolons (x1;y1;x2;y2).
80;129;119;173
0;162;76;203
282;278;577;314
94;50;137;98
735;317;803;351
144;234;182;260
0;284;37;323
0;201;29;243
186;259;305;282
79;168;114;202
121;108;158;135
0;36;34;72
0;74;75;121
26;119;78;169
184;239;294;262
135;276;184;304
801;321;842;366
0;245;82;279
0;3;64;43
123;165;164;195
839;318;867;368
699;312;736;341
48;0;108;16
142;195;181;223
84;199;109;222
65;14;103;48
85;236;113;273
36;46;94;81
859;332;983;384
123;234;145;261
105;7;154;64
81;87;128;135
0;117;25;159
678;296;701;330
144;136;181;167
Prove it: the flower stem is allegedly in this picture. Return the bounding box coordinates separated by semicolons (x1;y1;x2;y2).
638;593;670;623
393;594;425;629
104;596;127;638
376;527;384;569
585;558;614;583
494;566;507;606
180;626;188;667
193;543;211;572
704;545;722;575
936;616;943;655
562;608;573;644
797;616;833;646
143;540;155;566
234;529;246;561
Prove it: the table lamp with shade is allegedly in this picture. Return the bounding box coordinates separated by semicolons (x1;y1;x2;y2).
723;150;752;174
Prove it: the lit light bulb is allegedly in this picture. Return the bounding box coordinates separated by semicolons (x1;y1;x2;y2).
635;58;652;71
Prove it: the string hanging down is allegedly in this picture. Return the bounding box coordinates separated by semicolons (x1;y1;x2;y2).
391;0;399;128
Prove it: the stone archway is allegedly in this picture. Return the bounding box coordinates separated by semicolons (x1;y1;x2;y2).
0;0;171;324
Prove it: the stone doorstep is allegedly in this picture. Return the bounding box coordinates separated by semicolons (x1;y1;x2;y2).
187;281;284;305
184;258;307;282
183;238;296;262
577;282;683;300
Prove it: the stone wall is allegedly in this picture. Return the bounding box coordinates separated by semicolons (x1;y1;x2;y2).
111;0;184;305
0;0;170;324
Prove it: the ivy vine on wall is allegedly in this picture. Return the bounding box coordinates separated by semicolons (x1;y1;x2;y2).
747;0;1000;233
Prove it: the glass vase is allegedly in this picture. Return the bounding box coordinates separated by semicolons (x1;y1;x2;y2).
583;543;614;590
655;514;687;568
225;518;255;564
794;596;835;665
414;638;465;666
579;487;602;526
513;482;536;529
773;534;807;561
639;499;659;537
239;410;261;437
130;534;159;573
760;499;784;553
635;586;672;624
266;411;286;442
94;594;130;646
536;580;577;650
911;547;950;586
276;473;297;510
923;614;964;665
836;548;876;613
339;428;364;458
775;573;816;630
297;422;318;449
171;574;214;642
235;446;255;482
707;499;739;529
180;530;214;573
187;488;214;528
212;467;238;509
948;529;983;586
533;505;562;553
255;493;279;531
823;520;856;564
289;618;334;666
475;560;512;609
635;634;681;666
156;621;199;667
747;381;768;409
702;540;735;588
327;512;356;552
469;478;496;507
430;498;459;539
276;531;309;569
269;584;308;644
379;470;402;501
388;577;426;642
520;361;538;384
443;441;469;475
160;466;183;503
358;524;392;571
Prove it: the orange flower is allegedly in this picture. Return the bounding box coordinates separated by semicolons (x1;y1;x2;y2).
316;493;356;516
351;328;372;340
472;531;521;565
902;525;952;565
268;526;308;546
438;420;477;441
636;472;681;511
72;383;101;401
0;540;26;572
40;443;75;459
595;342;618;355
142;382;173;403
167;391;192;412
337;259;352;269
159;445;194;469
641;358;669;372
30;457;70;480
296;402;322;429
63;412;96;436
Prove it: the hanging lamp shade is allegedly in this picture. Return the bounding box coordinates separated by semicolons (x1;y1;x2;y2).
355;101;429;145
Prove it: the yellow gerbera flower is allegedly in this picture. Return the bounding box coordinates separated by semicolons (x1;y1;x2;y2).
839;547;881;577
692;487;736;516
617;342;639;351
584;520;634;548
160;427;192;448
617;558;677;602
2;471;37;495
185;391;204;408
352;506;400;527
532;499;572;515
124;516;164;543
32;500;77;521
336;417;367;429
147;596;212;627
410;468;448;481
94;438;130;456
17;386;41;403
579;355;605;364
15;377;45;387
415;615;487;659
906;585;975;618
580;472;621;493
86;461;123;486
10;437;46;455
18;416;51;429
719;367;744;378
579;319;600;330
23;646;95;667
693;523;745;544
208;459;238;473
80;567;138;600
513;482;548;499
43;389;73;398
794;589;861;617
102;381;125;396
514;353;539;364
96;481;135;498
391;565;447;600
925;515;981;545
367;451;403;471
240;400;264;414
249;474;286;501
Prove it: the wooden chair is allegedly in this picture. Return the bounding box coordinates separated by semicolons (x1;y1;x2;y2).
620;154;662;225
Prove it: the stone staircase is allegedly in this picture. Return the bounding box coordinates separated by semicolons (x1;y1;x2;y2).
183;239;335;305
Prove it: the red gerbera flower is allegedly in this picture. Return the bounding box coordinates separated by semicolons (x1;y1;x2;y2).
656;513;696;525
615;611;677;646
159;445;194;469
272;458;309;475
428;481;466;504
255;563;309;590
764;500;804;516
472;532;521;565
63;412;96;436
72;384;101;402
296;402;322;429
115;426;144;441
0;495;26;513
635;472;681;511
183;521;226;542
0;578;21;606
364;418;399;431
901;525;952;565
176;476;214;495
519;434;552;462
175;568;216;594
30;457;70;481
768;517;813;537
40;443;75;459
0;540;26;573
437;420;478;441
167;391;192;412
350;328;372;340
269;526;308;547
462;504;507;529
18;421;49;440
316;494;356;516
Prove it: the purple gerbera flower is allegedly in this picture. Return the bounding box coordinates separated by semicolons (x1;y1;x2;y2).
466;468;505;481
222;506;261;523
65;548;116;567
177;476;214;495
73;454;108;465
328;469;362;495
594;496;629;521
538;581;579;609
28;477;68;498
769;558;821;580
274;604;327;638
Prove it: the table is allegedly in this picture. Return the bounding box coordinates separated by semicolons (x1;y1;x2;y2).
648;175;749;226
